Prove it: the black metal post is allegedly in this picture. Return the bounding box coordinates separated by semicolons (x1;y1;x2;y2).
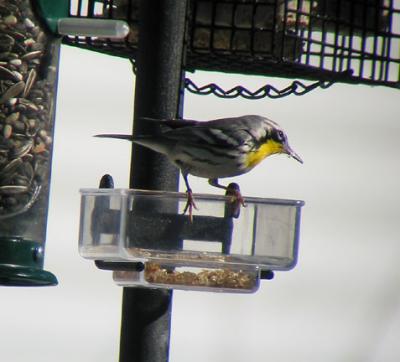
119;1;187;362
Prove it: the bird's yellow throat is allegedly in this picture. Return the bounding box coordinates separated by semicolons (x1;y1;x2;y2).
245;139;283;168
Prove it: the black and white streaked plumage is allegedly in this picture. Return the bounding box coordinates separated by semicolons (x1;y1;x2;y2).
95;115;303;219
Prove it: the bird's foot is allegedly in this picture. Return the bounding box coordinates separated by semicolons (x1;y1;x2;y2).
183;189;198;222
225;183;246;218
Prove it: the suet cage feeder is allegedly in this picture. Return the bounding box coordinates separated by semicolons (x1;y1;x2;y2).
63;0;400;88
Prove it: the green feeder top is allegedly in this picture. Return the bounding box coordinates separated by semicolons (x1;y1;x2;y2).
35;0;70;34
35;0;129;38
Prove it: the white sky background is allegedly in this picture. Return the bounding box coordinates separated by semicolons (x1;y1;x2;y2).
0;44;399;361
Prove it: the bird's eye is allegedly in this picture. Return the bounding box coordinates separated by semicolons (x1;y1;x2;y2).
276;130;285;142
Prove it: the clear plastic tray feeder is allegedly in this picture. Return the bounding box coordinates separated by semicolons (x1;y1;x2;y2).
79;189;304;293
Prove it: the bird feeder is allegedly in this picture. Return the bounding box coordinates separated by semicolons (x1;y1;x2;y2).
63;0;400;88
0;0;61;286
0;0;130;287
26;0;399;361
59;0;400;293
79;187;304;293
28;0;399;290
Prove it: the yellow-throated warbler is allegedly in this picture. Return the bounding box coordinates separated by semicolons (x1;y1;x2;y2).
96;115;303;219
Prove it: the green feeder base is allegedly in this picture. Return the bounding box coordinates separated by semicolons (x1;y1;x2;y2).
0;237;58;287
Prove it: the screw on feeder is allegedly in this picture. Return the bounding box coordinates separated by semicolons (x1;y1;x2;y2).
0;0;60;286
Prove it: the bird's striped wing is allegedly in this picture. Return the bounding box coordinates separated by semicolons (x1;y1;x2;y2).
162;119;257;150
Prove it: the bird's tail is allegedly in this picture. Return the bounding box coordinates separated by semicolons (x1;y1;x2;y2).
94;134;134;141
139;117;199;129
94;133;173;155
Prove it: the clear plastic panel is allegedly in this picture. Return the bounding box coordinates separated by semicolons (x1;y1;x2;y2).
113;262;260;293
0;2;60;242
79;189;304;271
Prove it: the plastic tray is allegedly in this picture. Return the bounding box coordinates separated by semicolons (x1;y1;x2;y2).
79;189;304;292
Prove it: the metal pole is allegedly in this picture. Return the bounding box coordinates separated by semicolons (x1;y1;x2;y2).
119;1;187;362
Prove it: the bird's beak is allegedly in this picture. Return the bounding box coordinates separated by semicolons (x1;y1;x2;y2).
284;144;303;164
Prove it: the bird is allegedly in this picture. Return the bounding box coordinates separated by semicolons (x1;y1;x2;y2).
95;115;303;220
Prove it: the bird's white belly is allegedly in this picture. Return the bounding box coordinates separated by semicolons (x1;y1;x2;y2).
171;152;247;179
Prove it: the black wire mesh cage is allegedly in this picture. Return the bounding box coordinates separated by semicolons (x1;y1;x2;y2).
65;0;400;88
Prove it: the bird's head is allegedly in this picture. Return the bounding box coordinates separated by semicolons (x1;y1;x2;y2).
245;120;303;169
269;126;303;164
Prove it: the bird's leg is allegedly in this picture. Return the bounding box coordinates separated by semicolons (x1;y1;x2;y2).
182;173;197;222
208;178;227;190
208;179;246;219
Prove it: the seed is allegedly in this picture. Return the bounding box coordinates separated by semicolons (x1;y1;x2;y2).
30;42;44;52
24;38;35;47
12;142;31;158
6;97;17;106
23;68;36;97
27;118;36;128
32;142;46;154
30;26;40;37
0;185;29;195
9;58;21;66
14;175;30;186
13;120;25;132
21;50;42;61
18;98;38;112
0;80;25;104
28;89;43;98
21;161;34;180
11;70;22;81
3;29;25;41
44;136;52;146
38;129;47;139
0;64;19;81
24;18;35;29
1;157;22;178
3;123;12;138
19;61;27;74
37;31;46;44
4;196;17;207
0;154;7;166
0;52;17;60
5;111;19;123
32;97;43;104
11;138;32;158
0;34;15;52
22;153;33;163
3;15;17;26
